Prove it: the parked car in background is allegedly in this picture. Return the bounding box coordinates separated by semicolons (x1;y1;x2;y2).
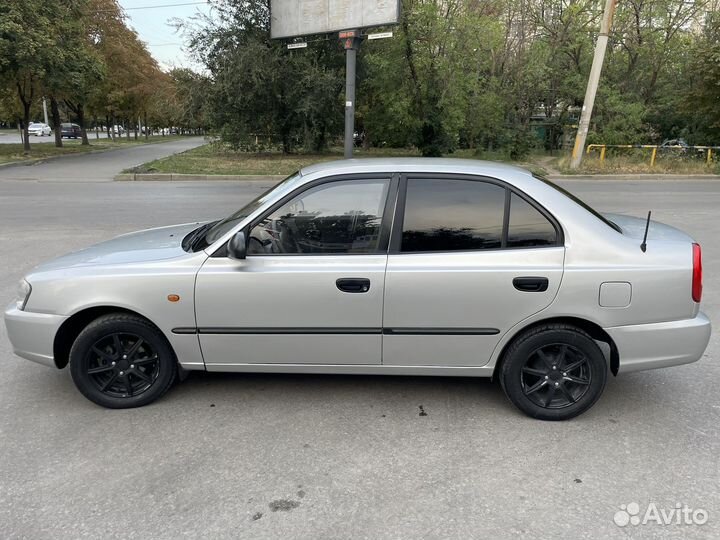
60;123;82;139
4;159;710;420
658;138;706;158
112;125;125;135
28;122;51;137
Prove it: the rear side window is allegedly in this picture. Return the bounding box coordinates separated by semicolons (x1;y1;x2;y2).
401;178;505;252
399;177;560;253
507;193;557;247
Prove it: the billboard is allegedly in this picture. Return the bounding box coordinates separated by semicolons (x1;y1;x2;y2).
270;0;400;39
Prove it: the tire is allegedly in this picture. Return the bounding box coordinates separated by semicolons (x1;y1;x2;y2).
499;324;607;421
69;313;177;408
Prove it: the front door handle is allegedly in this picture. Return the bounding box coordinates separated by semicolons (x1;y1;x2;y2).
336;278;371;293
513;277;549;292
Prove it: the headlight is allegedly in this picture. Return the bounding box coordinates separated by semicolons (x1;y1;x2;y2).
16;279;31;311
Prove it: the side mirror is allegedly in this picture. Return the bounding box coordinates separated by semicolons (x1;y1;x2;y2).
227;231;247;260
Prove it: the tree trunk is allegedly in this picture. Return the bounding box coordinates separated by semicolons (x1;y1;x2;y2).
77;104;89;145
50;97;63;148
21;103;31;153
16;80;33;153
144;112;148;140
126;120;130;139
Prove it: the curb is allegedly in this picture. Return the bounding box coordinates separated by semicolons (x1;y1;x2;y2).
116;173;286;182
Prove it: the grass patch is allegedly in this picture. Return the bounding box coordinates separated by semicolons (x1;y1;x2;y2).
125;143;549;177
0;135;194;165
556;151;720;175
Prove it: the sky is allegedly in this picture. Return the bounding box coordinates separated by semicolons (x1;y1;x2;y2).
118;0;212;71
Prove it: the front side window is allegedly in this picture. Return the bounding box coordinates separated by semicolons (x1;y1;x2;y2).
401;178;506;252
248;179;390;255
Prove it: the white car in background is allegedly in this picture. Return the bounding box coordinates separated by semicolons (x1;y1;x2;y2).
28;123;51;137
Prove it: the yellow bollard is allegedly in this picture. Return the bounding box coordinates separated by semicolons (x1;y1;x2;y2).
650;147;657;167
600;146;606;162
708;148;713;165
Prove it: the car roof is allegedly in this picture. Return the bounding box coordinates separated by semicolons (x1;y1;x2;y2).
299;157;532;178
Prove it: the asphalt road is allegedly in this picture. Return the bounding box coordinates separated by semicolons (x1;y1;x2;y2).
0;174;718;539
0;137;205;181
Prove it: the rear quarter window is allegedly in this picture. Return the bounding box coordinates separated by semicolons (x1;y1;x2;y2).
507;193;557;248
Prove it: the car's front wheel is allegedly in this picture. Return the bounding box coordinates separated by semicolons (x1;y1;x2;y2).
499;324;608;420
69;313;177;408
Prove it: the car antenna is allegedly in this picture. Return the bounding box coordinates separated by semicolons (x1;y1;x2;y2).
640;211;651;252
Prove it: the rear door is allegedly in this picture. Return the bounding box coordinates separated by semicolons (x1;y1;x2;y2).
382;175;565;367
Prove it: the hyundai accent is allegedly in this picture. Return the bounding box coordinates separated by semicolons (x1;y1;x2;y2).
4;159;711;420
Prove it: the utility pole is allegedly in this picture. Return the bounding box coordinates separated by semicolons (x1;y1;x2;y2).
569;0;617;169
340;30;361;158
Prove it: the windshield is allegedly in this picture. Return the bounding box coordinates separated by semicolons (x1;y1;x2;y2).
197;171;301;249
534;175;622;233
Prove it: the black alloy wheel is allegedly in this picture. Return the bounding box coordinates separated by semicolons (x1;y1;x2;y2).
70;313;176;408
520;343;592;409
84;332;160;398
500;324;608;420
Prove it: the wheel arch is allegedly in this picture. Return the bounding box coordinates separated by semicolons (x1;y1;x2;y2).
53;306;166;369
492;316;619;378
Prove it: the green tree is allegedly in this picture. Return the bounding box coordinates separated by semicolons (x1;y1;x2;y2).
186;0;343;152
0;0;57;151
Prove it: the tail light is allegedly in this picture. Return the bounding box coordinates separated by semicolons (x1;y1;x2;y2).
692;243;703;303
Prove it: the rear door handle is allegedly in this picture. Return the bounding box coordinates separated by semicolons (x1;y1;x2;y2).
513;277;549;292
336;278;371;293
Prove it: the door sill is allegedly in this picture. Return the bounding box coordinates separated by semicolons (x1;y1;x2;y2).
204;363;494;377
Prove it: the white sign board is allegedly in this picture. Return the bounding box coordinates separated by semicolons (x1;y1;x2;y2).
270;0;400;39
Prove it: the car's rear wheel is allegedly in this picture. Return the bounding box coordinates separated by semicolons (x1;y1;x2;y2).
69;313;176;408
499;324;607;421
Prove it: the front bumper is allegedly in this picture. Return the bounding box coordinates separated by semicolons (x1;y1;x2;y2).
4;304;67;368
606;311;711;374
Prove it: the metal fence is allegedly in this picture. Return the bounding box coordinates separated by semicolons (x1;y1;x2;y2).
586;144;718;166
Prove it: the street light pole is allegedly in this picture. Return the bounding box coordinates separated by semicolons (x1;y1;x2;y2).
569;0;617;169
341;30;361;159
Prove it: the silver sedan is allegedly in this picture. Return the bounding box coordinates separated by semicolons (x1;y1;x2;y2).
4;159;711;420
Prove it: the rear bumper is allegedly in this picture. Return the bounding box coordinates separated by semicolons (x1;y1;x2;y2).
3;304;66;368
606;312;711;374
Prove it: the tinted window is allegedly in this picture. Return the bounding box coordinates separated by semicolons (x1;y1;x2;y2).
507;193;557;247
248;179;389;255
401;178;505;252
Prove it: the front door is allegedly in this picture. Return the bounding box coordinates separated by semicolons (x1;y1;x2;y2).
195;176;395;368
382;175;565;367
